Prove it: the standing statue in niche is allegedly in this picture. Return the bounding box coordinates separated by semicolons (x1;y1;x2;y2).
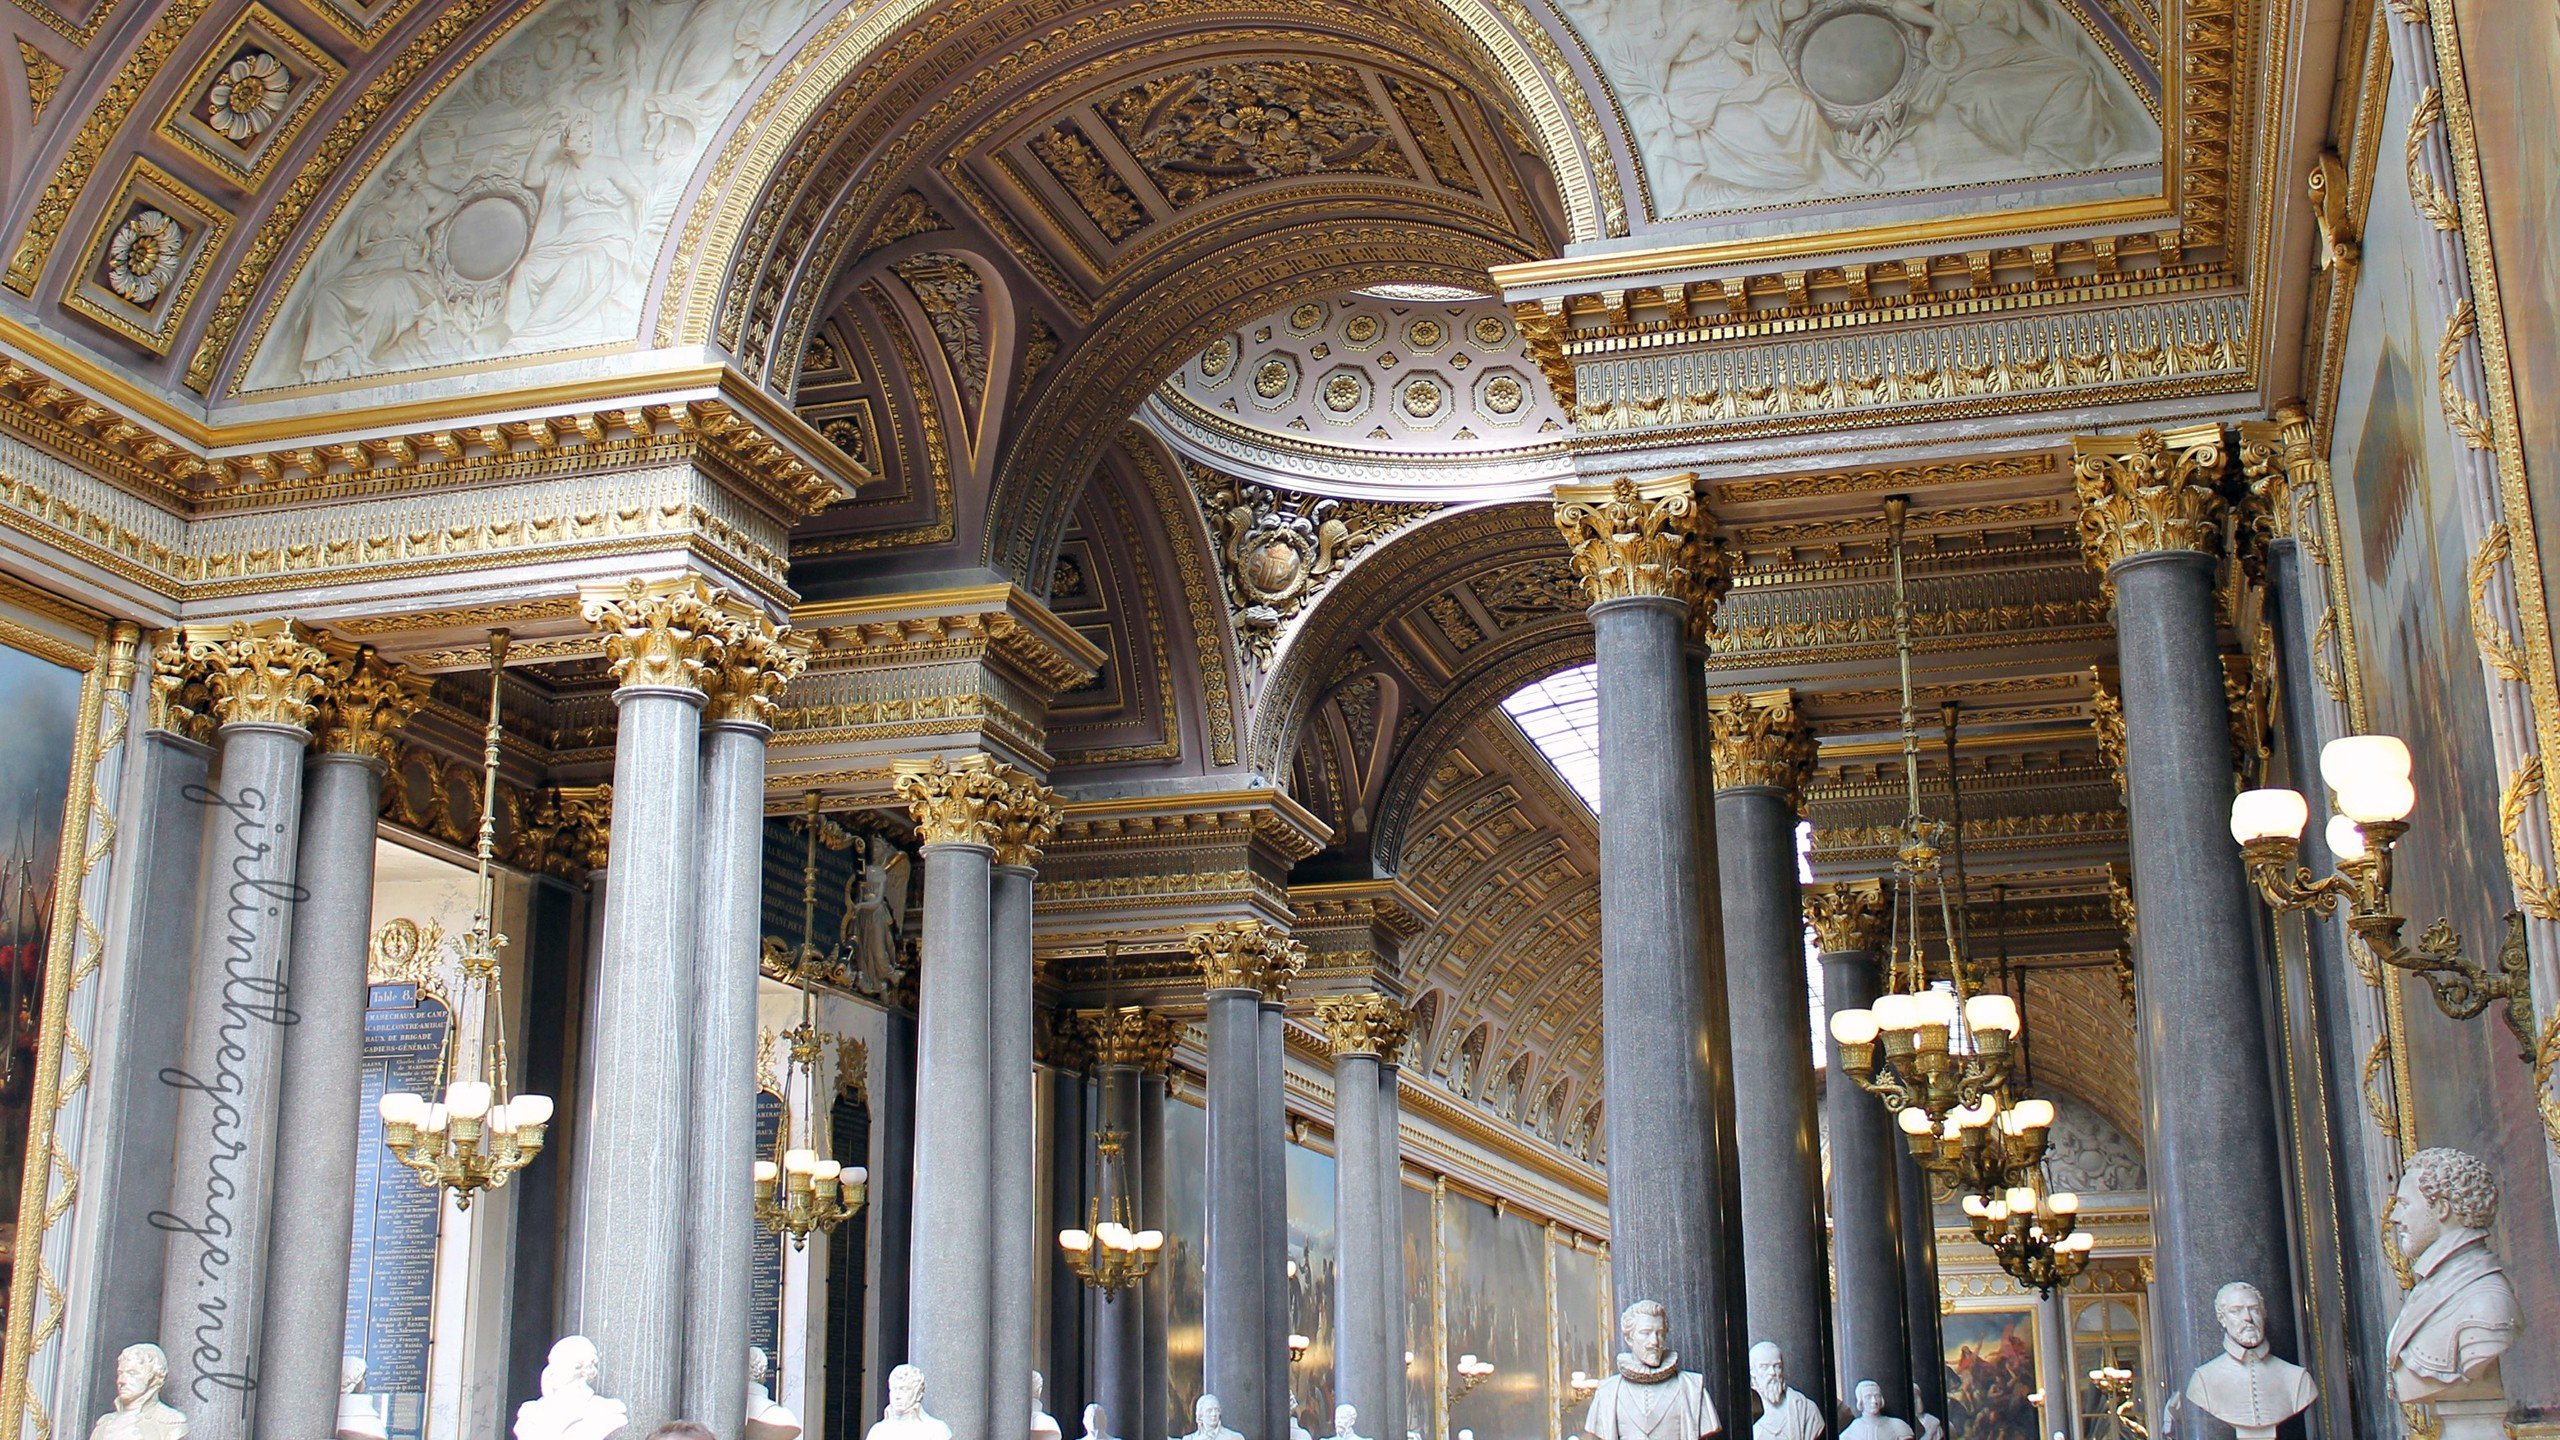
336;1356;388;1440
1032;1372;1063;1440
746;1346;803;1440
89;1344;186;1440
1747;1343;1824;1440
1838;1383;1910;1440
1329;1404;1371;1440
1582;1301;1720;1440
2181;1282;2315;1439
512;1337;629;1440
869;1366;953;1440
1178;1394;1247;1440
847;833;912;996
2386;1147;2522;1402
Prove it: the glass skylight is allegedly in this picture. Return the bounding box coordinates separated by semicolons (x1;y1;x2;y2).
1500;663;1602;811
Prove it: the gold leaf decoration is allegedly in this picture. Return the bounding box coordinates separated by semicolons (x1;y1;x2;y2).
2469;521;2528;681
2496;754;2560;920
2406;87;2460;233
2436;299;2495;450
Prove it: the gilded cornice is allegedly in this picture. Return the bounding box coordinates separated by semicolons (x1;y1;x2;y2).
1551;474;1726;611
310;642;418;760
1077;1005;1180;1071
1316;992;1412;1058
1190;918;1303;999
1803;880;1886;956
1707;689;1813;803
893;753;1014;850
1289;877;1436;939
184;619;329;730
794;584;1105;699
1711;455;2054;508
1050;788;1332;864
2071;424;2231;569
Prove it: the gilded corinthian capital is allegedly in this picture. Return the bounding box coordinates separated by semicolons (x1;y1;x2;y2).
1708;689;1815;804
186;620;332;731
1552;475;1730;613
1190;919;1303;1000
994;773;1059;870
893;754;1012;849
579;576;743;693
2070;425;2231;569
312;643;418;760
1080;1005;1182;1071
1803;880;1886;955
703;616;810;727
1316;992;1412;1059
148;635;216;743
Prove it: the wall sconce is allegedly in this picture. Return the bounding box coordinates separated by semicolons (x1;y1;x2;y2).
1447;1355;1495;1404
2231;734;2534;1050
1567;1372;1600;1399
1288;1334;1312;1364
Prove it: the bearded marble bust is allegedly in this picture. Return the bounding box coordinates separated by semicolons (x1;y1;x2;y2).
512;1337;628;1440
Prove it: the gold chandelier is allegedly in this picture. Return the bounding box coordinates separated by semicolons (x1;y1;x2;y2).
757;790;867;1248
1963;1173;2093;1297
377;632;553;1208
1827;499;2021;1127
1058;1128;1164;1292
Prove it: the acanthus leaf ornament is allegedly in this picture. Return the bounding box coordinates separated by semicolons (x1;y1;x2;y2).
148;633;216;743
1316;992;1413;1058
1550;474;1727;612
311;641;417;760
2070;425;2231;569
1189;918;1303;999
1802;879;1885;955
580;577;733;693
994;772;1059;870
1707;689;1815;804
702;616;810;727
185;619;330;730
1078;1005;1181;1072
893;754;1011;850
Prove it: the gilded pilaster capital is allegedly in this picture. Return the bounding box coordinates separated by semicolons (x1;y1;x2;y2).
2070;425;2230;569
148;634;215;743
2089;665;2126;796
702;617;810;726
1190;918;1303;1001
994;773;1059;869
187;620;331;731
1036;1010;1094;1070
513;784;612;878
1803;880;1886;956
1551;475;1729;615
1316;992;1412;1059
1707;689;1816;804
893;754;1010;849
311;643;418;760
579;576;749;693
1080;1005;1182;1072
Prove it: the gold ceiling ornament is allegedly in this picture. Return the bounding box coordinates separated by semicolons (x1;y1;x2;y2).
185;618;330;730
2070;424;2231;569
2308;148;2361;279
1316;992;1412;1058
892;753;1012;849
1191;465;1435;666
580;577;749;693
147;633;216;743
1190;918;1303;998
702;617;811;727
1079;1004;1181;1072
1803;880;1886;957
1550;474;1725;611
311;641;417;761
994;772;1060;870
1707;689;1815;805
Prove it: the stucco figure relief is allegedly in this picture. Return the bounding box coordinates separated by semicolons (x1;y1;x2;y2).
251;0;827;388
1547;0;2157;220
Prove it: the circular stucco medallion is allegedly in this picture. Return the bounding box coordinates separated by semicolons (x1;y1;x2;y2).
1797;10;1907;107
444;193;533;284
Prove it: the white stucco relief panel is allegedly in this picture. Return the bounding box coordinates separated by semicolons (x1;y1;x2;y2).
246;0;835;390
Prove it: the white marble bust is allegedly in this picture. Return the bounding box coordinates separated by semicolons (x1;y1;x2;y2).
2387;1148;2523;1404
746;1346;803;1440
335;1355;388;1440
869;1365;954;1440
1288;1405;1312;1440
1838;1383;1911;1440
2184;1282;2316;1438
89;1344;186;1440
1581;1301;1720;1440
513;1338;628;1440
1083;1403;1116;1440
1747;1344;1823;1440
1032;1372;1063;1440
1179;1394;1246;1440
1329;1403;1370;1440
1913;1414;1940;1440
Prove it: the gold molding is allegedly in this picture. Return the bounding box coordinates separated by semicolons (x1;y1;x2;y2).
795;583;1105;698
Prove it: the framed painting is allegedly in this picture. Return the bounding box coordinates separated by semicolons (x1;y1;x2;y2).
1942;1306;2043;1440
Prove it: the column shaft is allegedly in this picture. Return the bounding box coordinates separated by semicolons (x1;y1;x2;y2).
682;717;772;1434
1714;784;1831;1410
1257;997;1290;1440
1203;987;1267;1436
1896;1146;1946;1421
1047;1065;1092;1427
157;717;311;1438
992;864;1039;1440
570;684;705;1428
1820;942;1912;1422
2111;550;2298;1435
255;751;387;1440
1139;1069;1172;1440
1091;1064;1146;1433
1375;1063;1407;1440
1330;1050;1387;1429
875;1005;921;1418
911;839;997;1440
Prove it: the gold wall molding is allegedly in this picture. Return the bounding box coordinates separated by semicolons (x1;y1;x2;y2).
794;584;1104;698
2071;423;2230;567
1712;455;2053;507
1707;689;1813;803
1117;424;1237;765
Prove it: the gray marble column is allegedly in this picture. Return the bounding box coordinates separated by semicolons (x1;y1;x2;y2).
1083;1006;1177;1439
1709;692;1832;1415
155;625;329;1439
78;678;210;1420
896;755;1006;1440
1556;477;1737;1406
1809;884;1911;1423
1045;1057;1091;1427
1374;1059;1408;1440
2077;430;2298;1440
1318;997;1394;1434
1139;1066;1172;1440
681;698;778;1435
992;828;1048;1440
1090;1058;1146;1432
256;656;406;1440
874;1003;921;1419
567;581;730;1431
1257;990;1291;1440
1895;1146;1946;1422
1195;922;1297;1440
